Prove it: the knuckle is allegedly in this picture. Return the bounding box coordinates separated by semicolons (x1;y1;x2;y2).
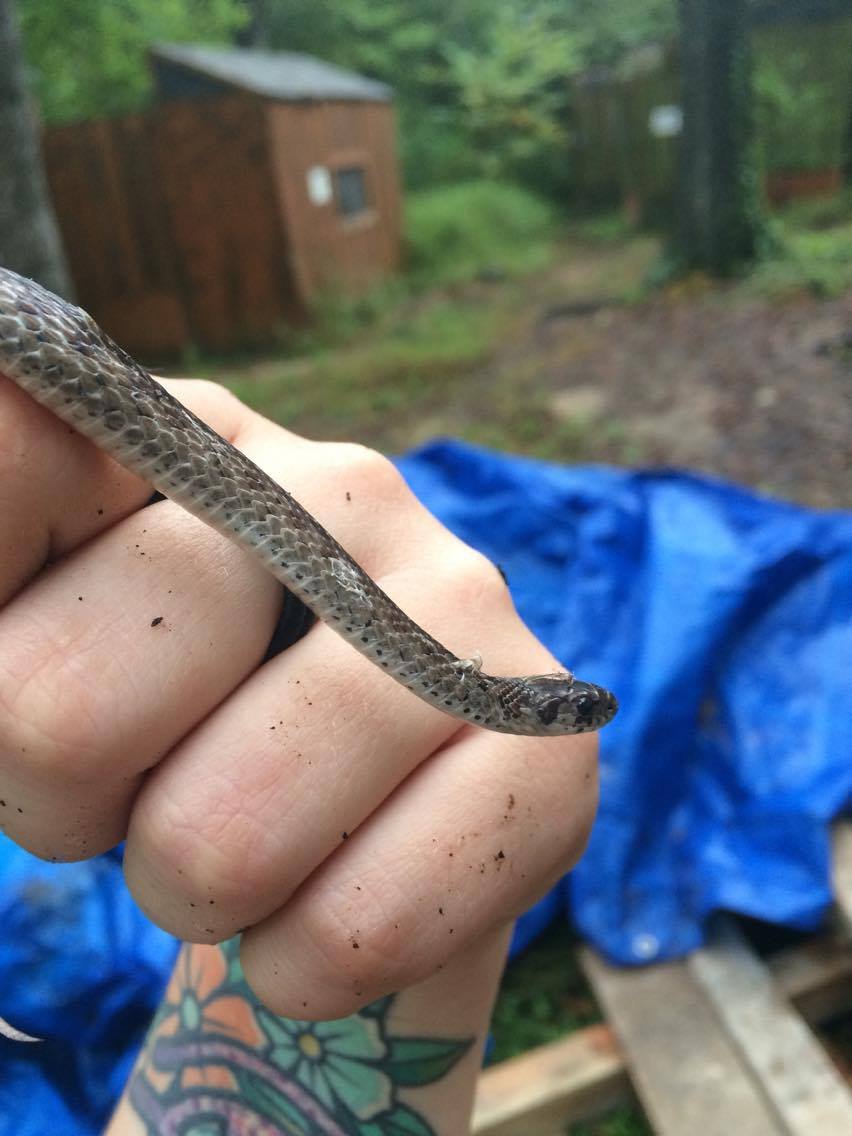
0;657;113;786
134;788;285;932
188;379;243;410
297;874;422;991
324;443;407;502
174;379;248;441
443;545;512;612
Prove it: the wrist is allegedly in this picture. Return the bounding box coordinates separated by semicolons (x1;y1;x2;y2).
106;925;512;1135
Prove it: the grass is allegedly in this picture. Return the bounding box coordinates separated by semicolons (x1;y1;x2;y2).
568;1108;653;1136
220;294;505;449
744;217;852;298
488;922;601;1064
192;180;567;451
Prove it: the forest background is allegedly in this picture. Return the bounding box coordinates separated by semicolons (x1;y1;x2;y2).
16;0;852;205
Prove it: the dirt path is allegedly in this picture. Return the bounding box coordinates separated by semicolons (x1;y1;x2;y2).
474;240;852;511
224;234;850;512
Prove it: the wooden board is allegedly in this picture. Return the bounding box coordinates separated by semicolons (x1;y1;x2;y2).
772;931;852;1023
475;817;852;1136
474;931;852;1136
690;916;852;1135
580;948;782;1135
471;1023;630;1136
474;930;852;1135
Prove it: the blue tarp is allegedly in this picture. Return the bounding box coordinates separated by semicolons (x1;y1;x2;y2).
2;439;851;1133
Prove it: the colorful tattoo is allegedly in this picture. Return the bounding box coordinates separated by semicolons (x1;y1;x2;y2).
129;938;473;1135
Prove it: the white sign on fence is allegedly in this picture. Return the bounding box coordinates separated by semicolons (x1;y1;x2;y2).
648;105;683;138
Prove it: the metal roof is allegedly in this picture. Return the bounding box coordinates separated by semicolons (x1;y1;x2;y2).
151;43;393;103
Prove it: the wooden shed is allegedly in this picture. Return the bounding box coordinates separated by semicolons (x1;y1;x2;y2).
43;44;402;356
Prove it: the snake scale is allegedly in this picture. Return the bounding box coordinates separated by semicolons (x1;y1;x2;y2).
0;266;617;736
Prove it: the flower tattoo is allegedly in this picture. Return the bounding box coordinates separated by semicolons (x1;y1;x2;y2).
129;939;473;1135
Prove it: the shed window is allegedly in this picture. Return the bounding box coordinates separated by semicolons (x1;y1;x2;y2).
335;167;369;218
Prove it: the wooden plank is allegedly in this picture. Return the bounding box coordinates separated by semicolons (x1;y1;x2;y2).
772;931;852;1022
474;929;852;1136
471;1023;631;1136
831;821;852;932
581;947;782;1135
477;827;852;1126
690;915;852;1135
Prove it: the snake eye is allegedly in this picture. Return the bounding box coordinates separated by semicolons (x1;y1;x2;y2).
573;692;596;719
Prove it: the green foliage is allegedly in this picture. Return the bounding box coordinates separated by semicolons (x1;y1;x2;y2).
649;187;852;297
404;181;556;285
743;196;852;297
396;107;482;192
754;16;852;173
563;0;677;67
568;1107;653;1136
445;2;577;193
488;923;601;1064
771;185;852;230
18;0;246;122
19;0;849;209
260;0;493;106
17;0;677;195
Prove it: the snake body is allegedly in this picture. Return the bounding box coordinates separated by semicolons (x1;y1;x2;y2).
0;267;617;736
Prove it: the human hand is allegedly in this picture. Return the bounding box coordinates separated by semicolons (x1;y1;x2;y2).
0;375;598;1020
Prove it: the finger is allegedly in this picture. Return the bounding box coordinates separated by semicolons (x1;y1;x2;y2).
0;496;282;859
239;723;598;1020
0;372;145;604
121;608;455;939
0;381;289;859
0;375;254;605
121;531;516;937
120;534;577;946
0;380;476;863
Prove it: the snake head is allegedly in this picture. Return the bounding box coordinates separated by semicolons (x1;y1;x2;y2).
499;673;618;735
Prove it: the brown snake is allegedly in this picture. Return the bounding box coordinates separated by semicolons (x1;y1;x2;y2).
0;266;617;737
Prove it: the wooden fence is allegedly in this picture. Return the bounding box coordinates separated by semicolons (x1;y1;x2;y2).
572;17;852;224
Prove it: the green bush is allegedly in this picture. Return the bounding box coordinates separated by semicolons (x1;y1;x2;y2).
772;187;852;232
404;180;556;285
742;198;852;299
397;107;483;191
754;18;852;173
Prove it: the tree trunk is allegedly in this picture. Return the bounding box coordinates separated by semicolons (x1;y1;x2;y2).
0;0;72;296
675;0;761;274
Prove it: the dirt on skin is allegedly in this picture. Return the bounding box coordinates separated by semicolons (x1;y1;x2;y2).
479;245;851;512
